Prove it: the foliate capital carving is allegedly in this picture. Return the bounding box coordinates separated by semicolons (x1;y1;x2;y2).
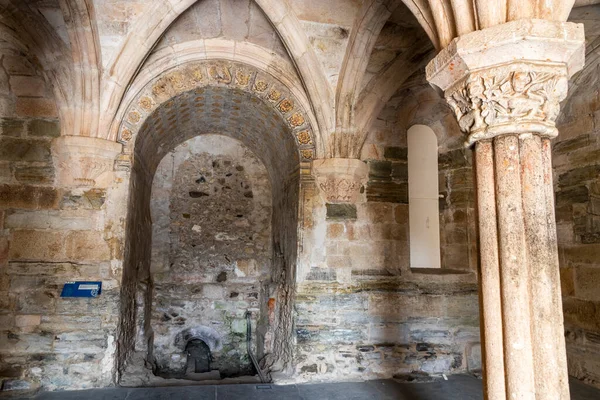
312;158;368;204
426;19;585;146
52;136;122;188
445;63;568;146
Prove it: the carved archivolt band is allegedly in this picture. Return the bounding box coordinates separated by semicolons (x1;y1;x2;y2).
445;62;569;147
118;60;316;162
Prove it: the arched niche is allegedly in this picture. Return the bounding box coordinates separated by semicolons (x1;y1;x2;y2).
115;61;309;382
149;134;273;379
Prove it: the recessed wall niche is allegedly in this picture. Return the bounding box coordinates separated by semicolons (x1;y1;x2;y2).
149;134;273;379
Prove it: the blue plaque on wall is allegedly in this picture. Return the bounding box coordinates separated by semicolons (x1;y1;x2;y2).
60;281;102;298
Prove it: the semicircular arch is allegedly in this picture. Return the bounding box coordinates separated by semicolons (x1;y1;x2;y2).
114;60;319;166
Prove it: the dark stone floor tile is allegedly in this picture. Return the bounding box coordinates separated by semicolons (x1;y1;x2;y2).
217;383;299;400
570;377;600;400
22;375;600;400
34;387;126;400
126;386;216;400
298;381;386;400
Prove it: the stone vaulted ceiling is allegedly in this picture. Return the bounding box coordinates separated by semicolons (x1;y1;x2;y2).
0;0;599;159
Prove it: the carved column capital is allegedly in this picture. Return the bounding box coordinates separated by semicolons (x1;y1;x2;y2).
312;158;368;204
52;136;122;188
426;19;585;146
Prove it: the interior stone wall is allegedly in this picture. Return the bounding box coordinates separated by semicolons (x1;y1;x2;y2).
291;83;481;383
149;135;273;378
553;6;600;387
0;39;124;391
361;82;478;273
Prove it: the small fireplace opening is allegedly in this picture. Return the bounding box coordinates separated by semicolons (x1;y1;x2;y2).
186;339;211;374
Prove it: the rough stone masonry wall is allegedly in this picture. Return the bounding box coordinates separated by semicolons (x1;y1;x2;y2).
293;83;481;383
148;135;273;378
117;80;303;383
0;42;123;391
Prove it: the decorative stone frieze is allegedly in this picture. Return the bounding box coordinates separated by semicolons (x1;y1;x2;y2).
52;136;122;188
312;158;368;204
117;60;317;165
426;19;585;147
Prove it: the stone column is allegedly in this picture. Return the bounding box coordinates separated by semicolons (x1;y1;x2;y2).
427;20;585;400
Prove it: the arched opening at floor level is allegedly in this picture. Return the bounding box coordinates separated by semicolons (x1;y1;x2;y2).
116;84;304;385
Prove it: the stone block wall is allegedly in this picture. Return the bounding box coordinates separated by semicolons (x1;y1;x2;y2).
295;172;480;381
0;184;124;390
438;149;477;272
292;87;481;382
553;45;600;386
293;277;480;382
0;39;124;391
0;181;124;391
0;44;59;188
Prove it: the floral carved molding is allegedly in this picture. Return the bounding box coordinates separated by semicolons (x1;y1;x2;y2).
117;60;316;163
318;178;362;203
425;20;585;147
446;63;569;146
312;158;368;204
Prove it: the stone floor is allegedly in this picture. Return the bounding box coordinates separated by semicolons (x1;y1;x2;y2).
18;375;600;400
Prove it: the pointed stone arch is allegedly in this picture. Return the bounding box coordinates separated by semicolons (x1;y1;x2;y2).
99;0;333;145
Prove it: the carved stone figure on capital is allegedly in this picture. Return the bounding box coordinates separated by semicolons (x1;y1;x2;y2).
446;67;568;144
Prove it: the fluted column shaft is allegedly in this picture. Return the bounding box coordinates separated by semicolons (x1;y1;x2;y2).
474;135;569;399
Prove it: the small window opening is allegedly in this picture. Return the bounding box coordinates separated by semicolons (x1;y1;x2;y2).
407;125;441;268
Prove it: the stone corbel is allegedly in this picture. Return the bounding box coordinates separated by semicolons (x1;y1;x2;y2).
52;136;122;188
426;19;585;146
312;158;368;204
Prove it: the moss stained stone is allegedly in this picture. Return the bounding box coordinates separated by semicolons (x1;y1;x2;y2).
0;138;51;163
0;118;25;137
326;203;357;220
28;119;60;138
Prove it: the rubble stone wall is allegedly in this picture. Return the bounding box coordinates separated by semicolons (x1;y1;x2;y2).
149;135;273;378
